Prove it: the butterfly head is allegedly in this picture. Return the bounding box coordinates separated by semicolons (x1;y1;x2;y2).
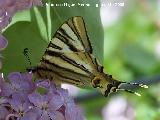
92;74;121;97
92;74;148;97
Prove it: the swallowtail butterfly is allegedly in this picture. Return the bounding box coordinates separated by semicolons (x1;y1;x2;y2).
28;16;148;97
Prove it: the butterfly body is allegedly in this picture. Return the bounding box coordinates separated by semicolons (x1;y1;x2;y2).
30;16;148;97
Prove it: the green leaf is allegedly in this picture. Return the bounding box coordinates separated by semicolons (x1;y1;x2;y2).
2;20;46;74
33;7;48;41
3;10;31;32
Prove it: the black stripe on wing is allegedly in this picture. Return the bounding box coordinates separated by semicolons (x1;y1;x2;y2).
49;42;63;50
36;67;82;86
50;16;92;53
67;17;92;53
44;50;92;75
54;32;78;52
41;57;90;79
58;28;75;42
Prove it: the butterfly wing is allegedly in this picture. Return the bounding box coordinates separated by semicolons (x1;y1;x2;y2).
31;16;148;97
48;16;92;53
34;16;100;87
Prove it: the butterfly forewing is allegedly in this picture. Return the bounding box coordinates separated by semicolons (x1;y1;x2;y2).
67;17;92;53
48;17;92;53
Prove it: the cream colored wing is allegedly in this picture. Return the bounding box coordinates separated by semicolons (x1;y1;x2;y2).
36;52;98;87
34;16;102;87
47;16;92;53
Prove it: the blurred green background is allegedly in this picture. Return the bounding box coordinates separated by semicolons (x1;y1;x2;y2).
76;0;160;120
78;1;160;120
2;0;160;120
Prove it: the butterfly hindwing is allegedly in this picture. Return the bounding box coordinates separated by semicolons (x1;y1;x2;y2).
38;52;96;87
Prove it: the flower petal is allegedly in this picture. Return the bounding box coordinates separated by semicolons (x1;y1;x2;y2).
0;10;12;30
0;34;8;50
21;72;33;82
40;110;50;120
50;111;65;120
0;106;9;120
19;73;35;93
9;92;31;112
7;72;22;91
29;92;49;108
65;102;77;120
36;80;51;89
57;88;73;103
49;94;64;110
8;72;22;82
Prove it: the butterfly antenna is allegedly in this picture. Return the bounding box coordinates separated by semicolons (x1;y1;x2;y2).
23;48;32;66
116;88;141;96
116;81;148;96
120;81;148;88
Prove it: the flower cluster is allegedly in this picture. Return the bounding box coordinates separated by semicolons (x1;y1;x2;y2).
0;1;85;120
0;72;84;120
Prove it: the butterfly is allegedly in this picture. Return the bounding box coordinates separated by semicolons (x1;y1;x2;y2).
28;16;148;97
